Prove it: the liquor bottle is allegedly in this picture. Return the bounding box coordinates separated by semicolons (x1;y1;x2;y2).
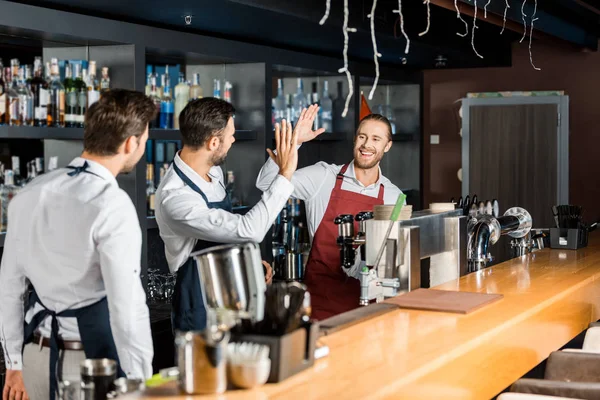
321;80;333;132
145;65;153;96
0;170;18;232
146;164;156;216
73;64;87;127
189;73;203;100
160;73;174;129
35;157;44;175
226;170;240;207
24;65;33;88
87;61;100;108
292;78;306;125
0;59;6;125
174;72;189;129
100;67;110;93
47;58;65;128
224;81;232;104
16;67;33;126
12;156;23;186
148;75;162;129
31;57;49;127
332;81;352;133
7;59;20;126
64;63;77;127
311;82;320;131
213;79;221;99
273;79;286;126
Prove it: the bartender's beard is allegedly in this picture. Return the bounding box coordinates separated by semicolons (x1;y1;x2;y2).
354;146;384;170
210;144;228;167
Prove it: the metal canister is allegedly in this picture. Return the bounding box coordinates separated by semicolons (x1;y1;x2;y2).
174;329;229;395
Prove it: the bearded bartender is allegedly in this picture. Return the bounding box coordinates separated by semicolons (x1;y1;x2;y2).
256;106;404;320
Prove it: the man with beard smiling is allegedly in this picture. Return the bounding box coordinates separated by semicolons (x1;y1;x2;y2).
256;105;403;320
155;97;299;333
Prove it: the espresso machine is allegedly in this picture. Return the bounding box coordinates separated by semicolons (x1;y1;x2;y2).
336;207;468;305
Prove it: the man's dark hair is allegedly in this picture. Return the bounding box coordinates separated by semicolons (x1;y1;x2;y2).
179;98;236;149
356;113;393;141
83;89;157;156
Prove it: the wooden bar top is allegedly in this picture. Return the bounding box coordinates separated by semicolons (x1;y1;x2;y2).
127;234;600;399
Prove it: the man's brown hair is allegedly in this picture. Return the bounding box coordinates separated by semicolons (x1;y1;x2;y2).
83;89;157;156
356;113;393;141
179;97;236;149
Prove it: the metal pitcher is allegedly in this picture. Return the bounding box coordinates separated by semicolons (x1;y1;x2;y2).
174;330;229;395
191;242;266;323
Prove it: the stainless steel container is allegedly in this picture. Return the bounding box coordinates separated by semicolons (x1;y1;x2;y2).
80;359;117;400
191;242;266;323
175;330;229;395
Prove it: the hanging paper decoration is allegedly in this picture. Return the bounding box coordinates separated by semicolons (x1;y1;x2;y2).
471;0;484;58
337;0;355;117
528;0;541;70
455;0;469;37
501;0;511;34
520;0;528;43
419;0;431;37
368;0;381;100
393;0;410;53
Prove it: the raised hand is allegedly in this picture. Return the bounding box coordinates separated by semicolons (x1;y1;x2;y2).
267;119;298;181
293;104;326;144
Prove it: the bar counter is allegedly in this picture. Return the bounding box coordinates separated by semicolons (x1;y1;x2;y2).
126;233;600;399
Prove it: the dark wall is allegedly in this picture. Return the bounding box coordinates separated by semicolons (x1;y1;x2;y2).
423;39;600;222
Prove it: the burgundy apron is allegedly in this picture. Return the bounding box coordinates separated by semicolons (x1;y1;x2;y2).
303;164;384;320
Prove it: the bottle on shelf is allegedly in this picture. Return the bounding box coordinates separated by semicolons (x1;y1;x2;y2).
64;63;77;127
292;78;306;125
73;63;87;128
146;164;156;216
145;65;153;96
226;170;241;207
12;156;23;187
100;67;110;93
332;81;352;133
0;59;6;125
213;79;221;99
174;72;189;129
189;73;203;100
321;80;333;132
310;82;320;131
31;57;49;127
87;61;100;109
273;78;286;127
8;59;20;126
24;65;33;88
223;81;232;104
16;67;33;127
47;58;65;128
148;75;162;129
160;70;174;129
0;169;19;232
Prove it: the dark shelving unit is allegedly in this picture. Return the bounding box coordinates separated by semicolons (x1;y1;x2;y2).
0;0;423;281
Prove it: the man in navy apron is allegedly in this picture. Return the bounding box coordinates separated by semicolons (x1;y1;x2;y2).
0;90;156;400
155;98;298;333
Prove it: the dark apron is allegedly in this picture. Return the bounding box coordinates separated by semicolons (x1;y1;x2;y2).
23;161;125;400
170;162;232;332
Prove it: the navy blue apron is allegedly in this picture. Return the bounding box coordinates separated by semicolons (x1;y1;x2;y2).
22;161;125;400
170;162;232;333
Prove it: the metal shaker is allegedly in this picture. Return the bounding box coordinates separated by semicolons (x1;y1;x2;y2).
175;329;230;395
80;359;117;400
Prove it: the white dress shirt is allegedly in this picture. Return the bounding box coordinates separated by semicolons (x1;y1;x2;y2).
256;157;404;240
155;153;294;273
0;157;153;379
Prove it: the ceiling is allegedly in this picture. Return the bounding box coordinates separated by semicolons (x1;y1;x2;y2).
6;0;600;70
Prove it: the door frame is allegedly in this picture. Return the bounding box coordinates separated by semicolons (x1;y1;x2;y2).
461;95;569;205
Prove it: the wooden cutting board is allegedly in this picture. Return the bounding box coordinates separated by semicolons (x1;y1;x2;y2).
383;288;503;314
